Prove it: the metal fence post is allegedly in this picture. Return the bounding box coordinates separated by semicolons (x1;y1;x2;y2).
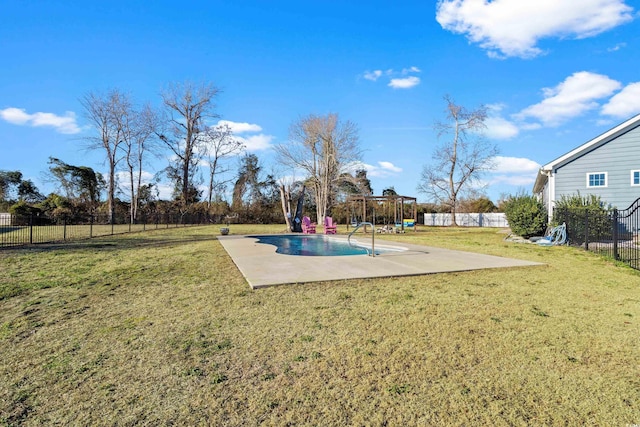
29;213;33;244
612;208;619;261
584;209;589;251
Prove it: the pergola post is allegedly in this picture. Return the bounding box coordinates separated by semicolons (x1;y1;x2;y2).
346;194;418;233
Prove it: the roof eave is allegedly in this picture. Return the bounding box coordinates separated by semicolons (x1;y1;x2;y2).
532;169;548;194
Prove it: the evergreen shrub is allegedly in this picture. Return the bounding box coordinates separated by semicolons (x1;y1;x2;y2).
502;193;547;238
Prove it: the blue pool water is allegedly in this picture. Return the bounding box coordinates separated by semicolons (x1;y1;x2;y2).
249;234;393;256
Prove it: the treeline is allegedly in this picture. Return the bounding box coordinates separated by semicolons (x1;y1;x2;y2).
0;80;381;226
0;156;281;225
0;156;374;225
1;162;502;227
3;82;507;227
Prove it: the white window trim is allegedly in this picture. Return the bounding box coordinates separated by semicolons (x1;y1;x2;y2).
586;172;608;188
631;170;640;186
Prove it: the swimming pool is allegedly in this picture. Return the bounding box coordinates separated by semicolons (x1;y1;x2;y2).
249;234;404;256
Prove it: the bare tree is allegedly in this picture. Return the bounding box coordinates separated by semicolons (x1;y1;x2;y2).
277;175;305;230
418;95;498;226
202;123;244;207
274;113;361;222
279;181;293;230
158;82;220;206
80;89;128;223
119;104;159;223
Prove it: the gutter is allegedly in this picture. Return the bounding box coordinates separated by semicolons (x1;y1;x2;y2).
532;168;549;194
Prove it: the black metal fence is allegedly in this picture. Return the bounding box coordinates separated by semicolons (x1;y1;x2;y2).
555;197;640;270
0;211;213;249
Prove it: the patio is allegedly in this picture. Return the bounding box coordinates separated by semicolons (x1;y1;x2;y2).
218;234;543;288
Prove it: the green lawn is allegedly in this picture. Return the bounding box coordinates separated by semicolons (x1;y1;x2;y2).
1;225;639;426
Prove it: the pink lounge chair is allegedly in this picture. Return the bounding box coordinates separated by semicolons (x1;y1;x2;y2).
302;216;316;234
323;216;337;234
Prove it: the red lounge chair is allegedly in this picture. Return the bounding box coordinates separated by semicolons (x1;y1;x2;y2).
302;216;316;234
324;216;337;234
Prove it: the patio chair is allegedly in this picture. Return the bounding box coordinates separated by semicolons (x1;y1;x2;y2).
302;216;317;234
324;216;337;234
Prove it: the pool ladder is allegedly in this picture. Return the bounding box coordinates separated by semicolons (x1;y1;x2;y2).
347;222;375;257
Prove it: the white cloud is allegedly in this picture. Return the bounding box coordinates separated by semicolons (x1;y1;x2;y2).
362;67;421;89
156;182;174;201
436;0;634;58
601;82;640;118
0;107;31;124
217;120;262;134
0;107;81;134
378;161;403;173
516;71;621;126
344;161;371;174
485;115;520;139
401;66;421;74
488;156;541;187
607;42;627;52
492;156;540;174
490;173;538;186
388;76;421;89
210;119;273;151
519;122;543;131
239;134;273;151
348;160;403;178
469;73;635;140
363;70;383;81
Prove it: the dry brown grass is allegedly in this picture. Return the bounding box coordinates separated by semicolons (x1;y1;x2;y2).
1;225;639;426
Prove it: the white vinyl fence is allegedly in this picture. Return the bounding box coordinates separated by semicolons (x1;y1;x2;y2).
423;212;508;227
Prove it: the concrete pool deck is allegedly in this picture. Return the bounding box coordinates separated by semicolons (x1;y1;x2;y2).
218;234;544;289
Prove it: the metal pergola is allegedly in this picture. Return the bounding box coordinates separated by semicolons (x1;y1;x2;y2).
345;194;418;232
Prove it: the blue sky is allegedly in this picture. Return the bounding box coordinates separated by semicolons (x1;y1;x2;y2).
1;0;639;204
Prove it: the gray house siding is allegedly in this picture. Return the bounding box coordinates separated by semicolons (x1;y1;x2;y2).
552;123;640;209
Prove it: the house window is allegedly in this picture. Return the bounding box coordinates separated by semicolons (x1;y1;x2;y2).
632;170;640;186
587;172;607;188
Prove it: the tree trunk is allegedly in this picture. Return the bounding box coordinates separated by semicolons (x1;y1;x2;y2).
134;151;143;222
450;200;457;227
182;155;190;206
108;160;116;224
129;164;135;224
279;184;292;230
449;120;460;226
208;170;214;208
207;156;219;208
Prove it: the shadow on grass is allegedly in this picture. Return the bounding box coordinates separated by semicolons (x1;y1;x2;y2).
1;233;221;254
0;231;224;301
